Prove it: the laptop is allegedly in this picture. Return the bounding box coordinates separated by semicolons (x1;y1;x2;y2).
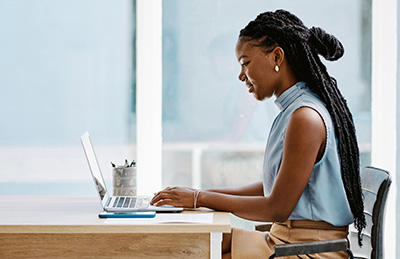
81;131;183;212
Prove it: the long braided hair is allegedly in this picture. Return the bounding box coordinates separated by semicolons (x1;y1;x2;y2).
239;9;366;245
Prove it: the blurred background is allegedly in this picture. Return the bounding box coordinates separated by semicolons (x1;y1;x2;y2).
0;0;372;193
0;0;398;257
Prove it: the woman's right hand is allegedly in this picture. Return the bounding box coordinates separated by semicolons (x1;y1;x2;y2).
150;186;197;208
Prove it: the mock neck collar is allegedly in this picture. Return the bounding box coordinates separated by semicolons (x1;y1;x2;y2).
274;81;307;111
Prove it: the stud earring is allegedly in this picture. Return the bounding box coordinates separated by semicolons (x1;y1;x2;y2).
274;65;279;72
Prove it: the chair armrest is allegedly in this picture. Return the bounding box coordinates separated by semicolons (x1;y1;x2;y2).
255;223;273;232
269;238;353;259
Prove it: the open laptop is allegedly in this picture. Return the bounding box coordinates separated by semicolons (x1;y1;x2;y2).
81;131;183;212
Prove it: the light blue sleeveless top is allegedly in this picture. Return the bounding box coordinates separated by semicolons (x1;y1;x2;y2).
263;81;353;226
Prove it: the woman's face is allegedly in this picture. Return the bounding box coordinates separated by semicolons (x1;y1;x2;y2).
235;39;280;101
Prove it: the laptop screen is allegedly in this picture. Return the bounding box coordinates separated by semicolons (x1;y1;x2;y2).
81;132;109;203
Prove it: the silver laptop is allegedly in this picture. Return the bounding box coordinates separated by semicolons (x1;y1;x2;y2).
81;131;183;212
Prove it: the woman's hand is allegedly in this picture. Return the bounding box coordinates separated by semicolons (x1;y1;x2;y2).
150;186;197;208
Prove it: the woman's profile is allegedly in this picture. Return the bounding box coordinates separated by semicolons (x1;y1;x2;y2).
151;9;365;258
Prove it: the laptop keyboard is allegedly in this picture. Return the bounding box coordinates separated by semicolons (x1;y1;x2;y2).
112;196;149;209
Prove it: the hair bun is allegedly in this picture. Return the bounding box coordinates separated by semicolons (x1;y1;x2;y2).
309;27;344;61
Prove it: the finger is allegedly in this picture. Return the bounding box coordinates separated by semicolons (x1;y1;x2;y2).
150;192;174;204
150;193;164;204
153;199;175;207
150;196;158;204
154;187;175;196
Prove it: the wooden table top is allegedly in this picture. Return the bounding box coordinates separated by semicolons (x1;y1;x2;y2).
0;196;231;234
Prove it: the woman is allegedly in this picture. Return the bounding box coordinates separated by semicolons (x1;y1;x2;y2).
151;9;365;258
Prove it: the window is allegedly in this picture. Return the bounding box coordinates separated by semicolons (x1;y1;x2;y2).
0;0;135;194
0;1;372;194
160;0;372;190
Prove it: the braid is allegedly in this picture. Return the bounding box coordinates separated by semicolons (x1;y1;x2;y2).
240;10;366;246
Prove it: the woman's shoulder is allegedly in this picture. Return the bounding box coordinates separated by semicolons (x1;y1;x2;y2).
292;86;332;126
287;106;326;144
291;106;325;127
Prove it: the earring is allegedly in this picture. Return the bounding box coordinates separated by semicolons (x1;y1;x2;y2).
274;65;279;72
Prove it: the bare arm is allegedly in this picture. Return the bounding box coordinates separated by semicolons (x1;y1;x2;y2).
151;107;326;222
207;182;264;196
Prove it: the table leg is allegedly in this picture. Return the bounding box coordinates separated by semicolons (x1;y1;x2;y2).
210;232;223;259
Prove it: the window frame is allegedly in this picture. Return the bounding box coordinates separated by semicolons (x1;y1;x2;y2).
136;0;163;195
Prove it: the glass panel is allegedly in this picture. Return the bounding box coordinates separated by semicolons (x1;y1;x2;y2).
162;0;371;189
0;0;135;195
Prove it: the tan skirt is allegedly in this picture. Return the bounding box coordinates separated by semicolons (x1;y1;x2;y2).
231;220;349;259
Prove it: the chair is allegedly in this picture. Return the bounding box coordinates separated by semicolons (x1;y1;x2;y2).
256;166;392;259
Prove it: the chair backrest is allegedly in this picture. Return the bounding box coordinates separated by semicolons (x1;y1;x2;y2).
348;166;391;259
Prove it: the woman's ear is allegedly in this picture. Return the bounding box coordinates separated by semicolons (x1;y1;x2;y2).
272;47;285;66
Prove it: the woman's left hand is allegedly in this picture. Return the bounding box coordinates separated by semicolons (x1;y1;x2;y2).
150;186;196;208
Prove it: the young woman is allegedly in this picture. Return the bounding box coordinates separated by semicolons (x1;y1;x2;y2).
151;9;365;258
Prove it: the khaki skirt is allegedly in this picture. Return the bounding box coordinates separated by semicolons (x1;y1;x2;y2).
231;220;349;259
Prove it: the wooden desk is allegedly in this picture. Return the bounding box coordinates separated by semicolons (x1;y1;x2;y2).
0;196;231;259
